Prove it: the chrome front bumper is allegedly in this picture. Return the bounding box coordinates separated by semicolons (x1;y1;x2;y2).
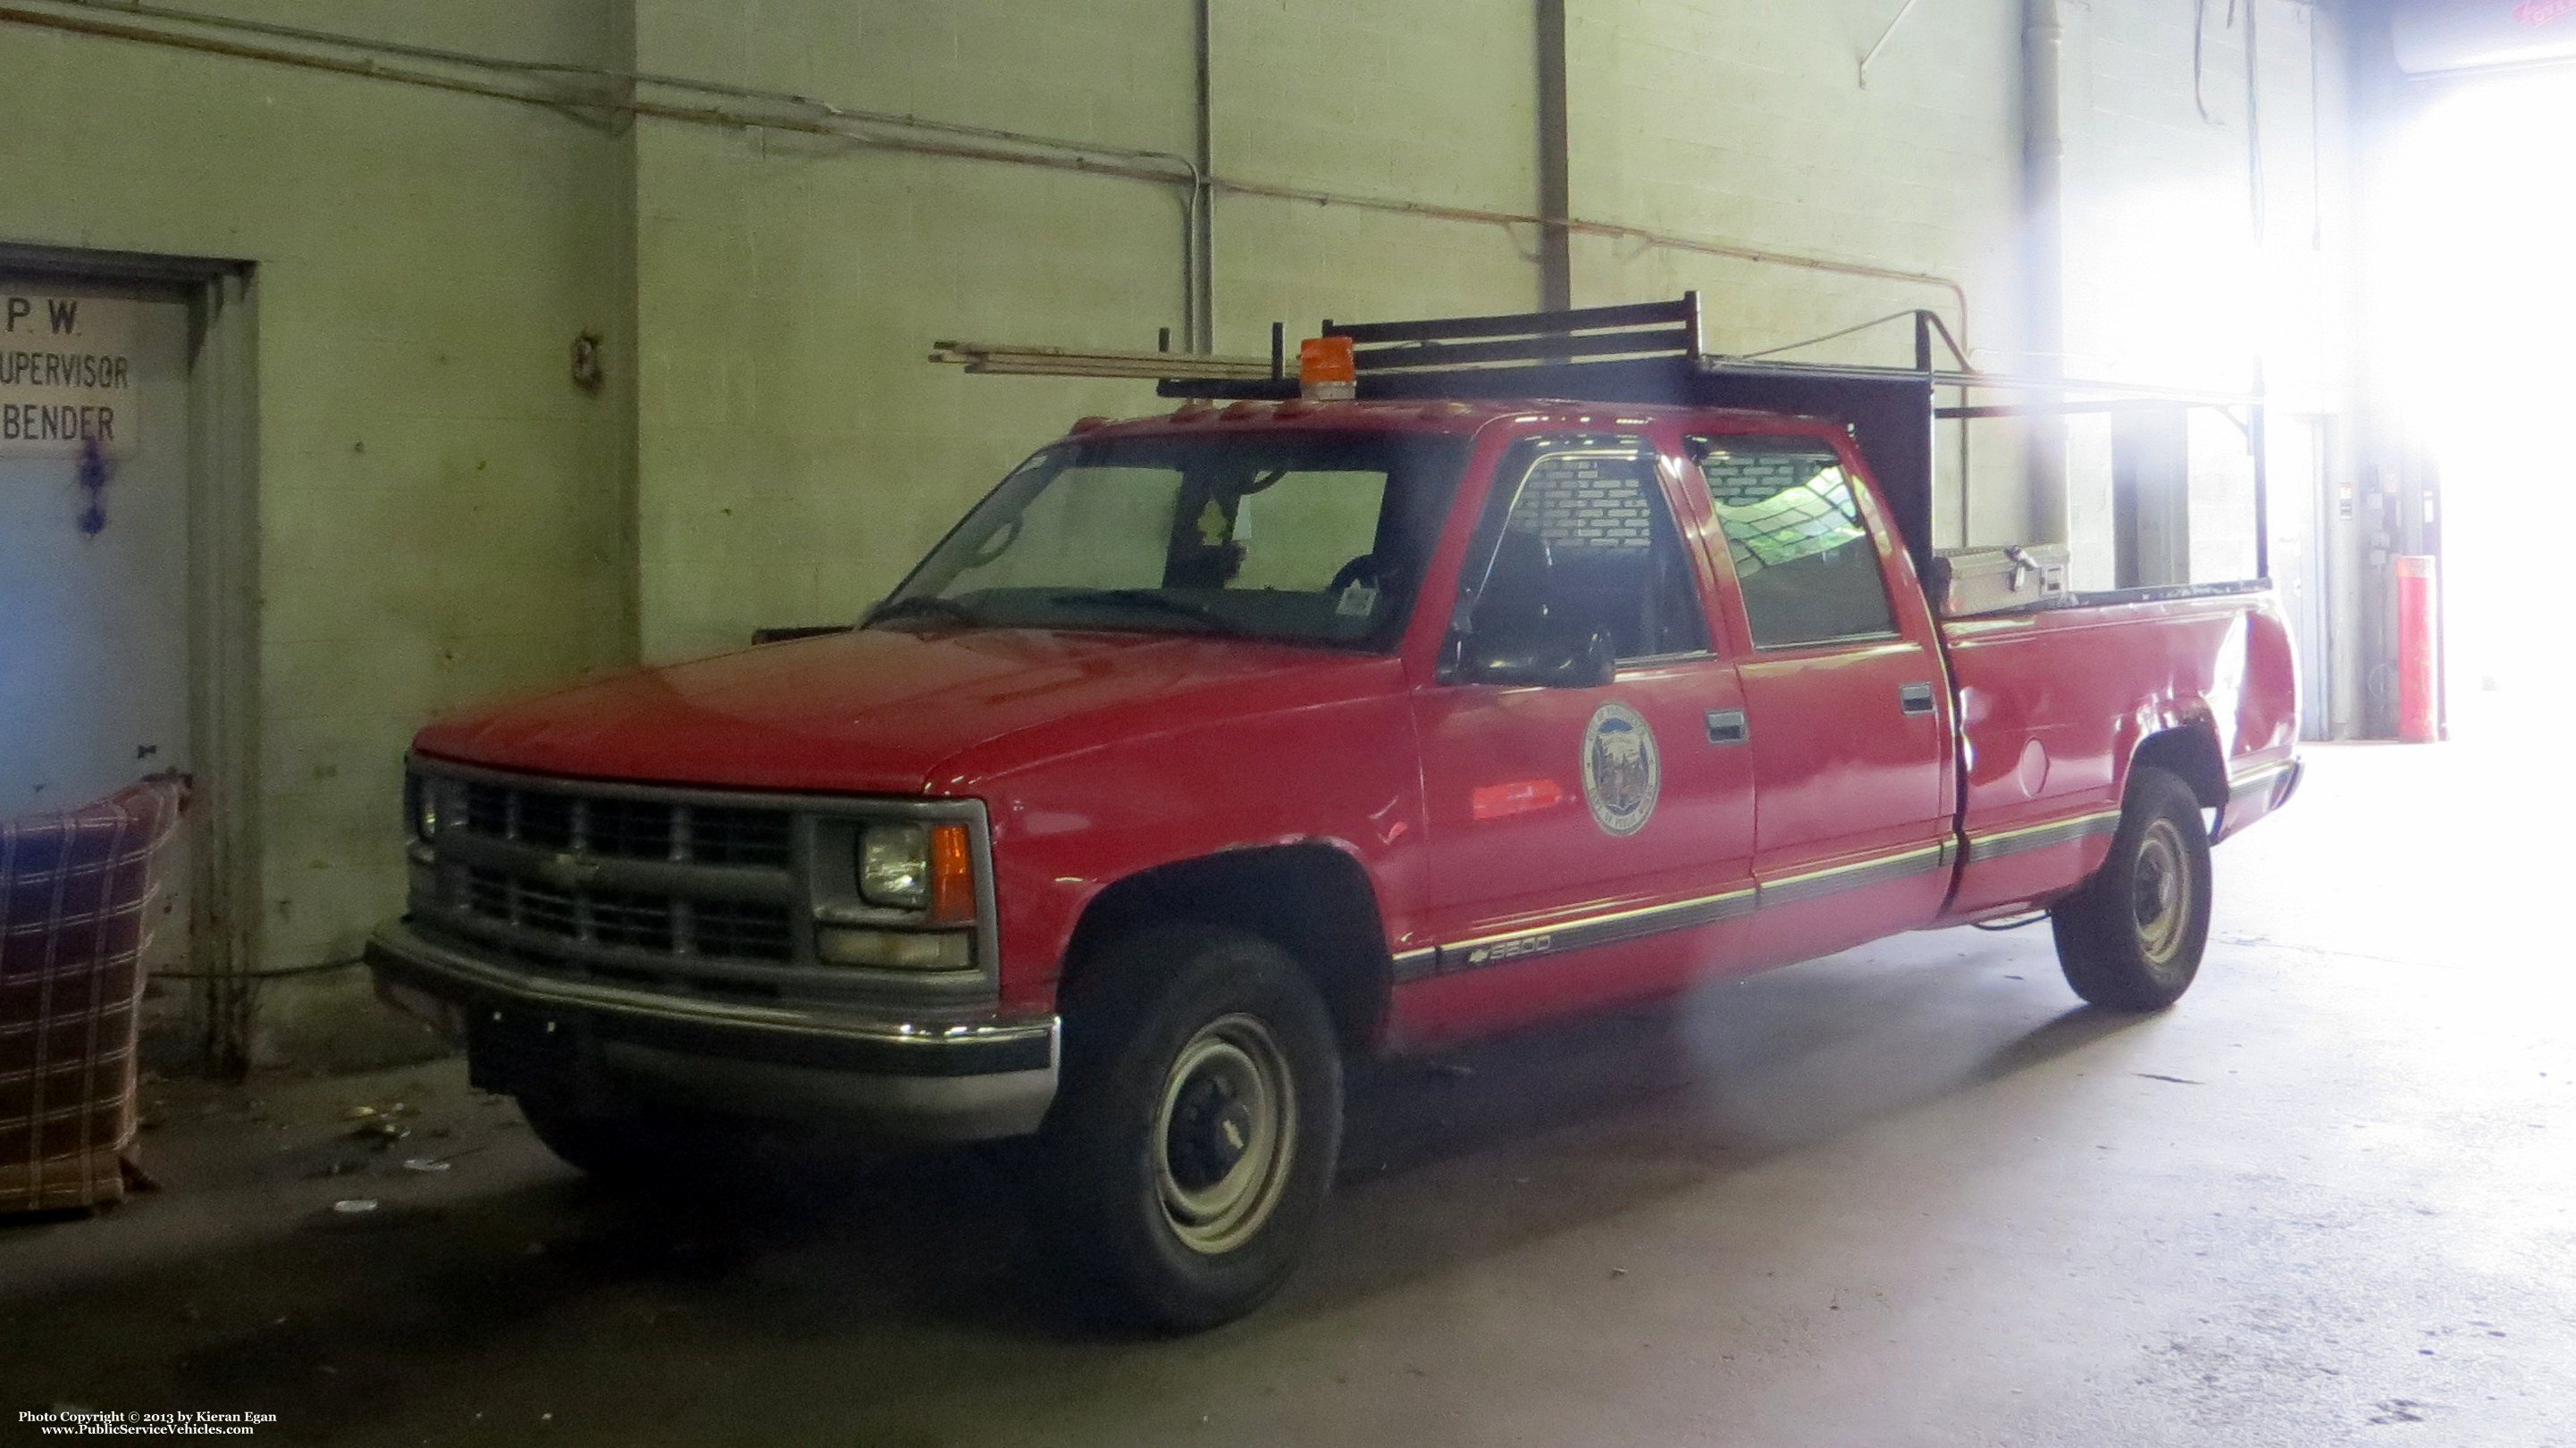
366;921;1058;1142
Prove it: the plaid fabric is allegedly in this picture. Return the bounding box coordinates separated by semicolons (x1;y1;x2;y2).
0;777;187;1213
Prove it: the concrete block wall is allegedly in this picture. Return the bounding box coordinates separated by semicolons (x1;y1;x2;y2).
0;0;2357;1062
1569;0;2023;334
630;0;1202;657
628;0;1557;657
1207;0;1543;351
1567;0;2030;548
0;0;636;1063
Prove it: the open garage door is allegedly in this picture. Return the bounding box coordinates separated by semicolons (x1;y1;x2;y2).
2375;65;2576;741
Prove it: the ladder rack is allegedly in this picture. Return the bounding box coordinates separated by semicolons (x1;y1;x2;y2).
928;296;2270;579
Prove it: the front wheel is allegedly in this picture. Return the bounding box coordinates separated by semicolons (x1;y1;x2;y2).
2052;766;2213;1012
1036;924;1343;1331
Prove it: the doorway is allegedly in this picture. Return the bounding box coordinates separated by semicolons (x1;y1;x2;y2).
1;279;195;981
2374;71;2576;741
0;245;256;1066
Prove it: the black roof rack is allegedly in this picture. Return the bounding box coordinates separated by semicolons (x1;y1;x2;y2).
1330;295;1705;373
1145;295;2265;578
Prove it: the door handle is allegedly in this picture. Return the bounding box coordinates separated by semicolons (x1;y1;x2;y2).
1898;682;1937;716
1705;707;1749;744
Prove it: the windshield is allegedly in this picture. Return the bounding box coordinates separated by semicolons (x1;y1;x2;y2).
869;430;1473;649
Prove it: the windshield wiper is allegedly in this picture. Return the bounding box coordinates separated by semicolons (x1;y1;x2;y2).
864;595;986;629
1044;589;1254;637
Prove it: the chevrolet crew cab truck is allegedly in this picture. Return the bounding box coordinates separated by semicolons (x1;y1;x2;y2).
368;298;2301;1329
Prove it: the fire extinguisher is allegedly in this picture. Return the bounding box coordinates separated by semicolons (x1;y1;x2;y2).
2394;555;2442;743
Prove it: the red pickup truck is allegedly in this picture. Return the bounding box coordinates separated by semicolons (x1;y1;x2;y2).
368;300;2300;1328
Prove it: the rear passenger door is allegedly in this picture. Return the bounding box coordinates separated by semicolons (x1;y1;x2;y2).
1685;434;1955;958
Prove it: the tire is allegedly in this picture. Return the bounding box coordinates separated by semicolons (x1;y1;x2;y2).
1036;923;1344;1332
2051;766;2213;1012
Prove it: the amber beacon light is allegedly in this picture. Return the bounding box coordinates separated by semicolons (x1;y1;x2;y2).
1298;335;1356;400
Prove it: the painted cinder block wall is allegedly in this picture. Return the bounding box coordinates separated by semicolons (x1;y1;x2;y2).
0;0;2354;1063
1565;0;2030;548
625;0;1560;657
0;0;637;1062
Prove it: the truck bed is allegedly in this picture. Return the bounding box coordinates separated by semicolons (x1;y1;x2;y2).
1936;583;2302;920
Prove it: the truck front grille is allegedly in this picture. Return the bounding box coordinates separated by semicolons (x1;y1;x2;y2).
460;782;792;866
419;770;804;983
457;867;794;962
404;762;999;1012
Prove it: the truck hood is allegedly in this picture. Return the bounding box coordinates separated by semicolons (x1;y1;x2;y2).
413;626;1405;796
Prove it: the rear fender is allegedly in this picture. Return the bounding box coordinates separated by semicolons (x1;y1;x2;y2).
2125;724;2228;814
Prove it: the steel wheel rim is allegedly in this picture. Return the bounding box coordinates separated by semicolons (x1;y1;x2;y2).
2131;818;2191;966
1154;1013;1296;1256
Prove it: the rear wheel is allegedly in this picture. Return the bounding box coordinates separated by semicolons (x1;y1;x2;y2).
1036;924;1342;1331
2052;766;2213;1011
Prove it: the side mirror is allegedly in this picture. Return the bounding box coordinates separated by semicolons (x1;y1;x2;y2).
1458;621;1615;690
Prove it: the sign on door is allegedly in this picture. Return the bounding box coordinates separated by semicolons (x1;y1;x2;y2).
0;292;140;459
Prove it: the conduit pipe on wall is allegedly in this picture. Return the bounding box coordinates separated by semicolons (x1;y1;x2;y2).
1536;0;1573;313
39;0;1204;189
1;0;1974;349
1859;0;1932;88
2021;0;2070;547
13;0;1220;347
2245;0;2271;580
1191;0;1215;351
1212;176;1972;342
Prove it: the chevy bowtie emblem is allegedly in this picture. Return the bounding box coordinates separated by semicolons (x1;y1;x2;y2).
535;853;603;891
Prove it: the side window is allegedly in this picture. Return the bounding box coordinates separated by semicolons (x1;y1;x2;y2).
1691;436;1897;649
1468;439;1709;661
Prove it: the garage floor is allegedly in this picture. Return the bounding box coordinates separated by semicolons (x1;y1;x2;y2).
4;741;2570;1447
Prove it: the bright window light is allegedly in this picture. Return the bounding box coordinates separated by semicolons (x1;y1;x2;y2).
2375;69;2576;734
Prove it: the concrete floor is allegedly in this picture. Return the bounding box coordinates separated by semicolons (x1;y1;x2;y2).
4;740;2571;1447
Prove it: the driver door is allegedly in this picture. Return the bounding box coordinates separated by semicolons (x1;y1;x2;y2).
1394;432;1758;1045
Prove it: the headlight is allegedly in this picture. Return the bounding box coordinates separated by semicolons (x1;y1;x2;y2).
859;824;930;908
856;820;977;920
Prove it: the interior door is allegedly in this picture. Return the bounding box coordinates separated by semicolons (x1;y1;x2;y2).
0;278;193;979
1396;433;1757;1044
1685;432;1955;961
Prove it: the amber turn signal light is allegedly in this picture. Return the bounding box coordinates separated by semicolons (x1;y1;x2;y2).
927;822;976;924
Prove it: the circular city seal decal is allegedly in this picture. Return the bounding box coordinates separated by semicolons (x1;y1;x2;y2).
1581;702;1660;837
